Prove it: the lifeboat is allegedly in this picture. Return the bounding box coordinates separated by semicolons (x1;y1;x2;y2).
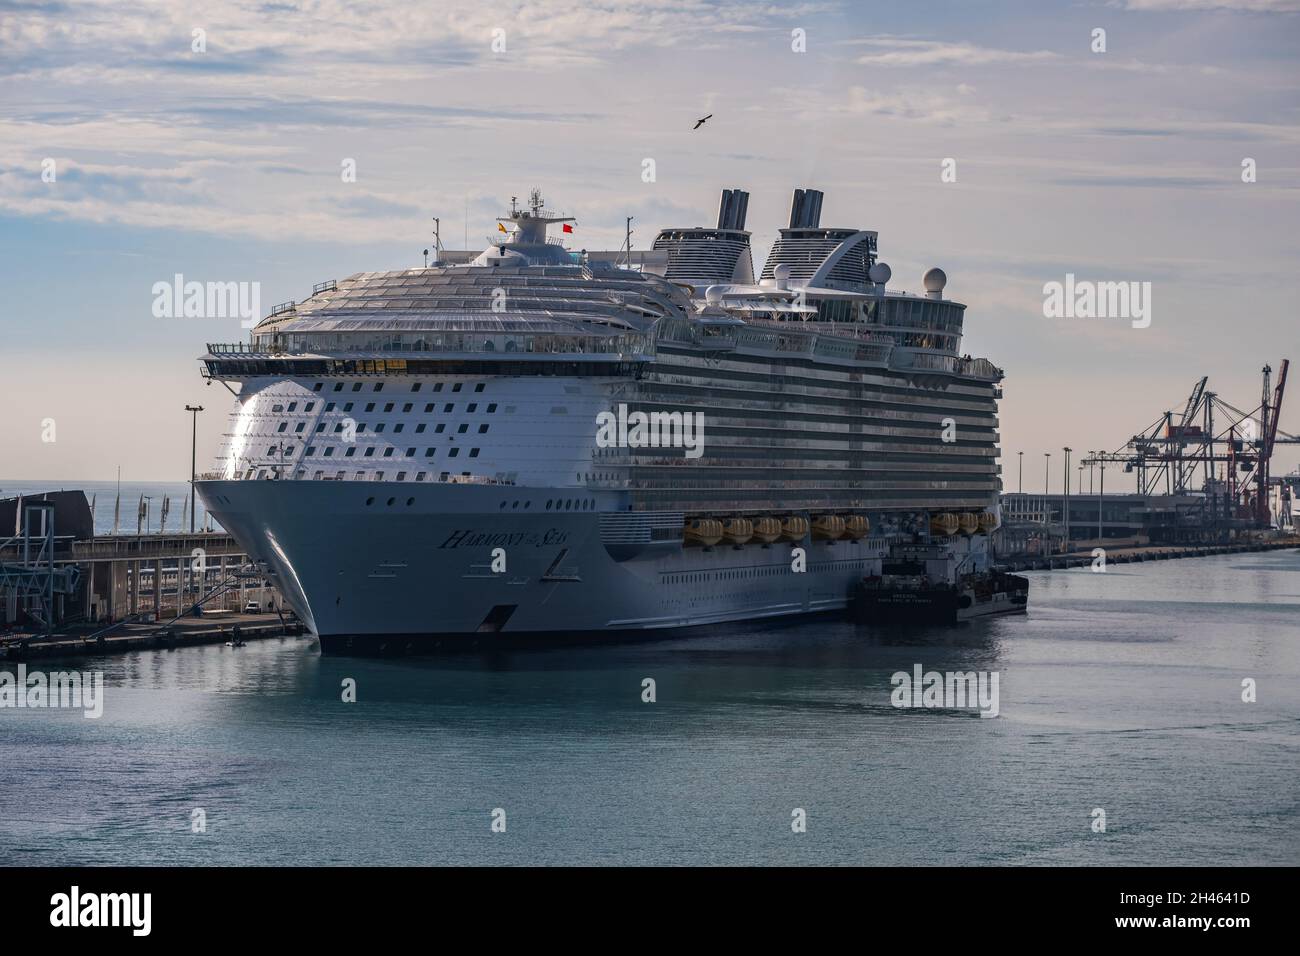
812;515;846;540
843;515;870;540
929;512;960;537
722;517;754;545
779;516;809;542
977;512;999;534
684;518;723;547
752;517;782;544
958;513;980;536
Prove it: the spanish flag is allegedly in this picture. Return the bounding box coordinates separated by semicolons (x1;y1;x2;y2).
498;222;508;233
562;223;574;233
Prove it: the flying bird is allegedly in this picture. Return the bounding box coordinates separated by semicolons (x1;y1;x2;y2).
693;114;712;130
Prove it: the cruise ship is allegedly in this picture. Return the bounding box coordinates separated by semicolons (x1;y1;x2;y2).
196;187;1004;653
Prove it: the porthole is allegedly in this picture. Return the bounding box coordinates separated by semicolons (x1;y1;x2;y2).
386;497;396;506
365;497;374;506
406;497;414;507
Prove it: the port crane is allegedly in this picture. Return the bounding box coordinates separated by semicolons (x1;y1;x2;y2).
1081;360;1296;528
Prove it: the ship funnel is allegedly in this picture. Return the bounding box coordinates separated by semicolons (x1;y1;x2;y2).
716;188;750;231
788;187;823;229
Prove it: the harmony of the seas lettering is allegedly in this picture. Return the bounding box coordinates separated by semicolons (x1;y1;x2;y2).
438;528;570;549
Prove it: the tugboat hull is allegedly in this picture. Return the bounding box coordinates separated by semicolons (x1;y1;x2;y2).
853;572;1029;624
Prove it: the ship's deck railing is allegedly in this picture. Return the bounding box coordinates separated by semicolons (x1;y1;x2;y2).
742;320;896;347
888;350;952;372
198;470;517;486
890;351;1002;381
659;316;896;361
956;357;1003;380
204;341;653;360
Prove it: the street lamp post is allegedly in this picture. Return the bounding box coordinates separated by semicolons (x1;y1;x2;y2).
1097;462;1106;542
1063;447;1072;547
1018;451;1024;494
185;405;204;534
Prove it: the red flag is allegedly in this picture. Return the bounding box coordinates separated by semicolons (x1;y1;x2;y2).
562;223;574;233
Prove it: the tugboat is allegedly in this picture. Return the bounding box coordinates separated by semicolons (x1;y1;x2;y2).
851;544;1029;624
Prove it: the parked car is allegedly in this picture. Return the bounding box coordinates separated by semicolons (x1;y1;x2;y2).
243;601;261;614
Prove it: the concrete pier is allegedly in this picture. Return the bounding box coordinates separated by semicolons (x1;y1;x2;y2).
995;538;1300;572
1;531;280;629
2;614;308;661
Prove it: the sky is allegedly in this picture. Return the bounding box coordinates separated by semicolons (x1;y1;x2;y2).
1;0;1298;492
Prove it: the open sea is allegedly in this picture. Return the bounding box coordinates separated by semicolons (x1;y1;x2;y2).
1;541;1297;866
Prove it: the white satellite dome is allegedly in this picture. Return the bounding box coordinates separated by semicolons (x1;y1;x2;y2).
923;267;947;294
704;285;724;306
868;262;891;285
773;263;792;290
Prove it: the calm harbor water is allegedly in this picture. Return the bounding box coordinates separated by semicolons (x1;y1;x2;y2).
2;550;1297;866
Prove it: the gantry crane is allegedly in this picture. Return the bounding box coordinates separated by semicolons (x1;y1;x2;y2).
1081;360;1296;528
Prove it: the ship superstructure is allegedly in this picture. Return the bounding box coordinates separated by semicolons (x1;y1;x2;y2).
196;186;1004;653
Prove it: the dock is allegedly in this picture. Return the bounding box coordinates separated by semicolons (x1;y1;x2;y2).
3;491;297;660
995;537;1300;572
1;611;309;661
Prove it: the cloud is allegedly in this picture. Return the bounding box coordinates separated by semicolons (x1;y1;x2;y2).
333;193;426;219
767;85;991;125
853;37;1061;68
0;0;823;80
1118;0;1300;11
1049;174;1230;188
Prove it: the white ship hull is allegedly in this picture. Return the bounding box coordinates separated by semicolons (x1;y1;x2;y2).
199;479;886;653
